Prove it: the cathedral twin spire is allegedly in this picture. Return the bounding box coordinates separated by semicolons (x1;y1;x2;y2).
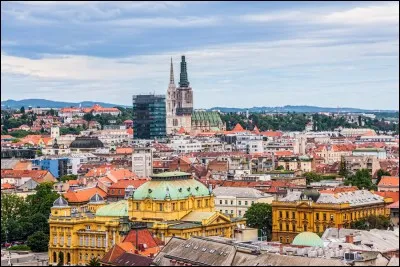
169;55;190;88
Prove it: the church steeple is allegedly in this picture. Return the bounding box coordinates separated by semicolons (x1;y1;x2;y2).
169;57;175;85
179;55;190;87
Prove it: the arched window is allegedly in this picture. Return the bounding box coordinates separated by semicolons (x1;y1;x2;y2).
53;252;57;263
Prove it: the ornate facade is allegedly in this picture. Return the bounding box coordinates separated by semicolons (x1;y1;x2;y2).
271;188;391;244
48;172;245;266
166;56;193;135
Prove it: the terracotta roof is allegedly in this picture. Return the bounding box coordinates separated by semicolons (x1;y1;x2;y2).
177;126;186;134
123;228;162;248
261;131;283;137
127;128;134;135
116;147;133;154
319;187;358;194
63;187;107;203
67;180;79;186
1;183;16;189
13;161;32;170
231;123;245;132
374;191;400;203
208;160;228;172
378;176;399;187
101;243;126;264
274;151;293;157
252;125;260;134
108;179;148;191
387;201;399;209
1;170;55;183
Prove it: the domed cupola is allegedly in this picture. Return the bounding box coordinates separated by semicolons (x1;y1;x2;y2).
53;196;69;207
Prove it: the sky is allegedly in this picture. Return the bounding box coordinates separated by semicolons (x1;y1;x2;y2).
1;1;399;110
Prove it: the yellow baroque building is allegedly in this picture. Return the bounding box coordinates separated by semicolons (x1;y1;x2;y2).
48;171;245;266
271;188;391;244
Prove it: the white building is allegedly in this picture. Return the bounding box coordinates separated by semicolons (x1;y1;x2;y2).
93;129;130;146
213;187;273;218
167;138;202;154
357;135;395;143
132;147;153;178
340;128;376;137
235;133;264;153
352;148;387;159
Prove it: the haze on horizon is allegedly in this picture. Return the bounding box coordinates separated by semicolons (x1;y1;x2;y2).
1;1;399;110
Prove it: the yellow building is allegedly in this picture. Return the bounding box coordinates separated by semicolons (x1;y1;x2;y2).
48;171;245;266
271;188;391;244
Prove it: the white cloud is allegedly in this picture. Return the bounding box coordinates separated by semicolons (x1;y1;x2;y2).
241;2;399;26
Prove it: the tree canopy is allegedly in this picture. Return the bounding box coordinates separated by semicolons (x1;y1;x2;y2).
27;231;49;252
244;203;272;240
344;169;377;190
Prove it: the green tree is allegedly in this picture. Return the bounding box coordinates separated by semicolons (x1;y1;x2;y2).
350;215;391;230
344;169;377;190
27;231;49;252
338;157;348;177
275;165;284;170
20;106;25;114
83;112;94;122
303;172;322;184
26;182;59;217
376;169;391;184
60;174;78;183
244;203;272;241
87;257;101;266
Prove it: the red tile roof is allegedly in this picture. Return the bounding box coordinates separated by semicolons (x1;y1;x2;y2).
261;131;283;137
1;170;55;183
232;123;245;132
116;147;133;154
319;187;358;194
274;151;293;157
177;126;186;134
109;179;148;190
374;191;400;203
387;201;399;209
378;176;399;187
1;183;16;189
123;228;162;248
63;187;107;203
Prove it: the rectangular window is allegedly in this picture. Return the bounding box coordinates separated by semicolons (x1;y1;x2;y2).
180;202;184;210
238;210;242;216
159;204;163;211
245;201;248;206
279;211;282;218
286;211;289;218
292;212;295;219
225;200;228;205
286;224;289;231
79;236;83;246
53;236;57;245
316;213;319;220
231;200;234;205
323;213;326;220
197;200;201;208
292;224;296;232
172;203;176;211
280;224;283;231
135;203;139;210
205;200;209;207
60;236;64;246
91;237;95;247
303;224;307;232
238;201;242;205
303;213;307;220
231;210;233;214
67;236;71;247
220;200;222;204
85;236;89;246
225;210;228;214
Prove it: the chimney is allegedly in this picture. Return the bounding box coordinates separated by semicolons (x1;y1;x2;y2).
345;234;354;244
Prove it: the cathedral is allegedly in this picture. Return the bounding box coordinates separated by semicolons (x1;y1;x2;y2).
166;55;194;135
166;56;225;134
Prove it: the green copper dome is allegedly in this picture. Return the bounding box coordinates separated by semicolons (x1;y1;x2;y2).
95;200;128;217
292;232;324;247
133;171;210;200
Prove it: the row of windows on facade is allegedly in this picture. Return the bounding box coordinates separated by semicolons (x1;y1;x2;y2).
52;236;110;248
278;208;385;221
278;223;328;233
219;200;255;206
220;209;244;216
132;199;210;211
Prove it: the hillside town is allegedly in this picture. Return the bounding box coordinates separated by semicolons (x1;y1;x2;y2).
1;55;399;267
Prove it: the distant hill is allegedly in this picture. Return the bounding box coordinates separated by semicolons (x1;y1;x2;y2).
1;99;129;109
208;105;398;113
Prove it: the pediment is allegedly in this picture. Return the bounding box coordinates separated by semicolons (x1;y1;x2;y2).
296;201;311;208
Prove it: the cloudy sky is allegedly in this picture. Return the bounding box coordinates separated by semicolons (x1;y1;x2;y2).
1;1;399;109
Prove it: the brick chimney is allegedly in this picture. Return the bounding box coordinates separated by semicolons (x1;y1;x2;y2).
345;234;354;244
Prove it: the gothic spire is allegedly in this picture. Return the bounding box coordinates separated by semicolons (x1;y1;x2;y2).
169;57;175;85
179;55;190;87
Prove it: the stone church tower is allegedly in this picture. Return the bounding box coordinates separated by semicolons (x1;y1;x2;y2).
166;55;193;134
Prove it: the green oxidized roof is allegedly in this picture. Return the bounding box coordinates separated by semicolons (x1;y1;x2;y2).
292;232;324;247
133;172;211;200
192;111;223;126
95;200;128;217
